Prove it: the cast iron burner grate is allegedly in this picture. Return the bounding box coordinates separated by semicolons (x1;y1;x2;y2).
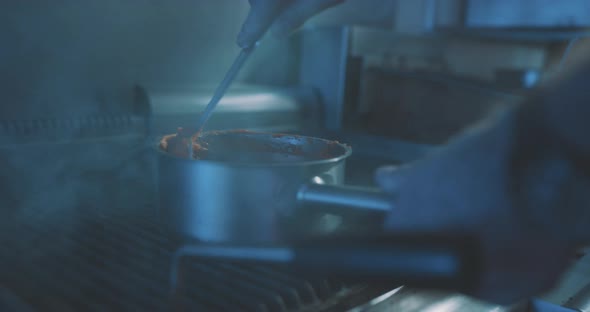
0;206;391;311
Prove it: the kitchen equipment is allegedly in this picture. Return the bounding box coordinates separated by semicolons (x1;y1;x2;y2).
157;129;391;243
1;205;398;312
136;84;321;135
157;130;481;297
170;233;481;293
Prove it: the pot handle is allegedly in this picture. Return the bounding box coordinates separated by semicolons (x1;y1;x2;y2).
296;183;392;219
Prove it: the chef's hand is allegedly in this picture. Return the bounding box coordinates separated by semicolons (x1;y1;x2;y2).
376;111;579;304
238;0;345;48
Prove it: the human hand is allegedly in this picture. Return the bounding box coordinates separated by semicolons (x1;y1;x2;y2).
375;113;579;304
237;0;345;48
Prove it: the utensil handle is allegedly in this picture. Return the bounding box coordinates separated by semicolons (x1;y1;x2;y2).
296;183;391;218
170;234;480;292
193;45;257;133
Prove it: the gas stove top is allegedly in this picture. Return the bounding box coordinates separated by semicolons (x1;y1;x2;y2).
0;204;392;311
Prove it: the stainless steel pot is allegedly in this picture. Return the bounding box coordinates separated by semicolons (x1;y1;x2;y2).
157;130;482;292
156;130;388;243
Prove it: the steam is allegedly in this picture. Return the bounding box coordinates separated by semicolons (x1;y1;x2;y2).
1;137;152;229
0;0;251;233
0;1;250;118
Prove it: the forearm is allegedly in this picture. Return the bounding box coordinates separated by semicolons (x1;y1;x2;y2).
377;47;590;302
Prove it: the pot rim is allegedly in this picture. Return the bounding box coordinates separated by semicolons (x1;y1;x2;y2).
154;130;353;168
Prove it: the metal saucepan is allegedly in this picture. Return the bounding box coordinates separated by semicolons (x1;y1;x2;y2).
156;129;391;243
156;130;481;291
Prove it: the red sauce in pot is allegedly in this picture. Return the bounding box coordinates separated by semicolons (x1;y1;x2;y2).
159;127;208;159
160;129;347;161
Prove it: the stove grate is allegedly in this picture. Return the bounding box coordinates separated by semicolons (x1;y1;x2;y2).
0;208;389;312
